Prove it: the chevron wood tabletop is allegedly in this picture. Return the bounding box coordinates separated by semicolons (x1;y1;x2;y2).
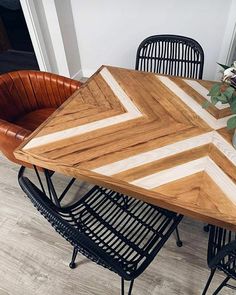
14;65;236;230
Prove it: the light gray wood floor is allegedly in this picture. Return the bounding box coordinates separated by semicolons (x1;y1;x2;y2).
0;154;234;295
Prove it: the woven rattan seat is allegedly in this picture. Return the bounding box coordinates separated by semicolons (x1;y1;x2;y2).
19;174;183;294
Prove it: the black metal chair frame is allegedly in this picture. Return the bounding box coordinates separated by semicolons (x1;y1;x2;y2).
202;225;236;295
22;166;76;208
18;167;183;295
135;34;204;79
22;165;183;249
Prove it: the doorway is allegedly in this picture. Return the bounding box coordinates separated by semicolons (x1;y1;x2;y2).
0;0;39;74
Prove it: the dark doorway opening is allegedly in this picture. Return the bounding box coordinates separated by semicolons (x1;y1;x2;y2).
0;0;39;74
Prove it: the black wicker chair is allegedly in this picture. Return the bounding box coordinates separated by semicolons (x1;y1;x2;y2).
18;172;183;295
202;225;236;295
135;34;204;79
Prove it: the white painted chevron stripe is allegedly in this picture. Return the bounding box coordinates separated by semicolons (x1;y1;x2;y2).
130;157;207;189
157;76;233;129
130;156;236;205
93;132;212;176
23;68;143;150
183;79;229;110
93;131;236;176
206;158;236;205
212;131;236;166
100;67;141;115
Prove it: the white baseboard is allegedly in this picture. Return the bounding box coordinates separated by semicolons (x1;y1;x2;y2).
71;68;96;80
81;69;97;79
71;69;83;80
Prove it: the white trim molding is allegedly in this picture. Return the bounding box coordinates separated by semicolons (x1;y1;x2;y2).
21;0;79;78
71;69;84;80
20;0;51;71
40;0;70;77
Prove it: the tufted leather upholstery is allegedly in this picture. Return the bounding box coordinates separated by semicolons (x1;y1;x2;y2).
0;70;82;166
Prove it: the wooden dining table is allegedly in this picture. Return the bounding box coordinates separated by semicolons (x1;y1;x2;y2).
14;65;236;231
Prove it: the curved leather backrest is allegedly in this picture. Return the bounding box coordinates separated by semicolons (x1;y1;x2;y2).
0;70;82;166
0;70;82;121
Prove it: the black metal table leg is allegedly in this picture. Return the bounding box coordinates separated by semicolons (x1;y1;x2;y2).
58;177;76;203
33;165;46;195
31;166;76;207
44;169;61;207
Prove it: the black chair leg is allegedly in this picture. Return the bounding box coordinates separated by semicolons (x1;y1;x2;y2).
69;247;78;269
121;278;134;295
33;166;76;206
44;169;61;207
202;268;216;295
212;276;230;295
175;227;183;247
128;280;134;295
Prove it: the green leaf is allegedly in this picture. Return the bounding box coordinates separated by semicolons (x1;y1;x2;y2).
230;99;236;113
208;83;221;97
217;62;230;70
216;93;228;103
227;116;236;129
223;86;235;99
211;96;219;105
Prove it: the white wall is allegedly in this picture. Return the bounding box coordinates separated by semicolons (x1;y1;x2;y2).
71;0;233;80
220;0;236;67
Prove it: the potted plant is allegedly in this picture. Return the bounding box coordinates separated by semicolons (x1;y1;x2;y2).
205;61;236;148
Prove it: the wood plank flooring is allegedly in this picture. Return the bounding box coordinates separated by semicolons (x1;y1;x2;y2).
0;153;235;295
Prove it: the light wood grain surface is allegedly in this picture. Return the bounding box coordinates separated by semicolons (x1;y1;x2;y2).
14;66;236;230
0;154;234;295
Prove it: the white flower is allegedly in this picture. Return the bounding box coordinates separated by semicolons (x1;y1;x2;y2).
223;61;236;82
